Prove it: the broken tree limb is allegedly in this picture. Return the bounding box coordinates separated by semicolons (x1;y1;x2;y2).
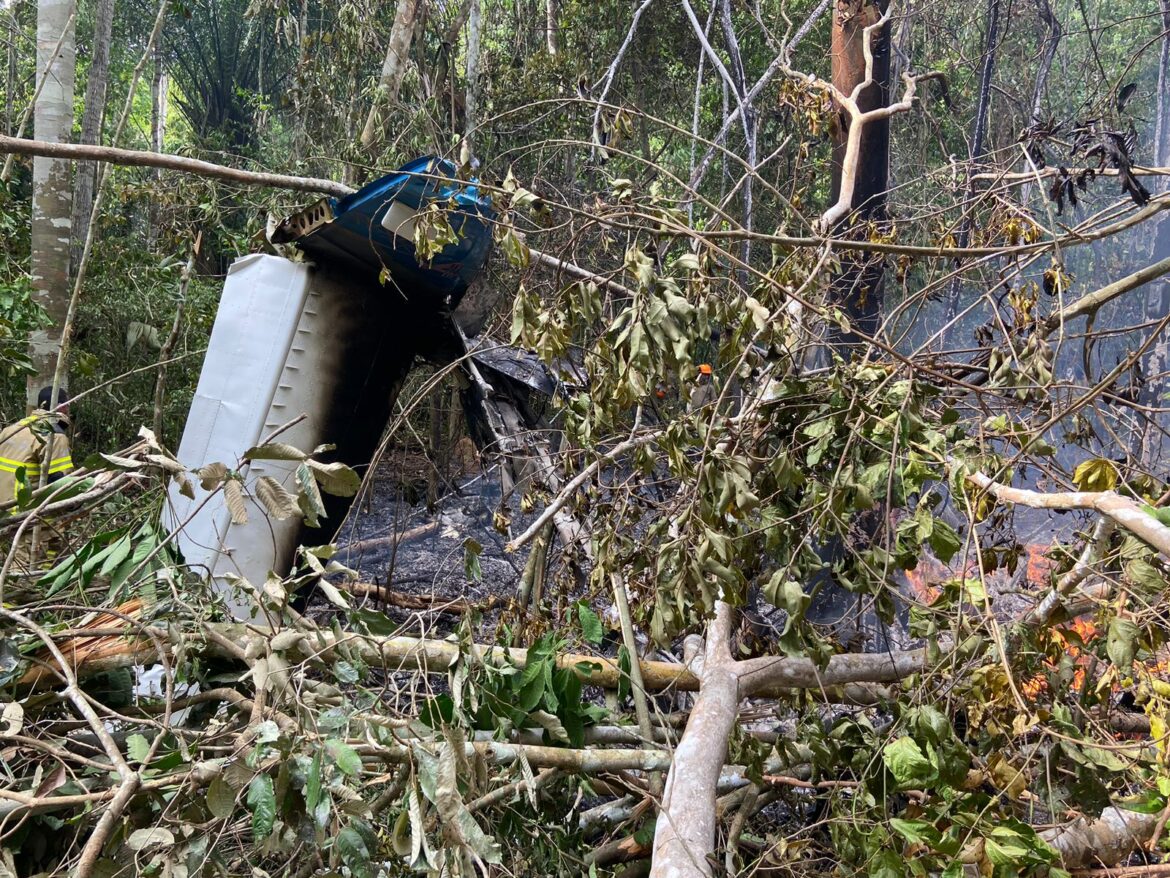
506;430;663;553
652;601;740;878
1043;254;1170;333
1042;806;1159;869
1022;517;1115;627
19;619;908;700
650;599;924;878
340;581;504;615
0;134;354;197
966;470;1170;559
528;246;634;297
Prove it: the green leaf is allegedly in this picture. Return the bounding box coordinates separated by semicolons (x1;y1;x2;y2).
928;519;963;565
577;603;604;645
126;733;150;765
889;818;940;846
1106;617;1140;672
296;462;327;527
247;774;276;839
304;751;323;813
616;647;631;703
882;737;936;788
207;774;237;820
307;459;362;496
326;738;363;778
464;537;483;582
335;824;373;878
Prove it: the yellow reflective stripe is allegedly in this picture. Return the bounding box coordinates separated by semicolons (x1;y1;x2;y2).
47;461;72;474
0;456;29;468
49;455;72;466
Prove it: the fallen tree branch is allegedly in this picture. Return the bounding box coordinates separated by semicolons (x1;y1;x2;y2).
341;581;504;615
966;470;1170;559
17;619;909;700
1022;517;1116;626
1043;254;1170;333
506;430;663;553
0;134;353;197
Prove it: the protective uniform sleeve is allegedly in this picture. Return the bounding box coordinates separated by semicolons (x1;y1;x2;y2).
46;431;73;482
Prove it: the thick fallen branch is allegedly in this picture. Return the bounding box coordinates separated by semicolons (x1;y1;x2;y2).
0;134;353;197
1042;806;1159;869
21;621;909;700
966;470;1170;559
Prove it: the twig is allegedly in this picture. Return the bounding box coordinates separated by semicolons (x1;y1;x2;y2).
152;233;200;440
0;609;139;878
590;0;656;157
467;767;561;812
506;430;662;553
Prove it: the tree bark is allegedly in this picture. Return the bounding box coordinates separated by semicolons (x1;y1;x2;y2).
359;0;421;150
148;37;167;245
1029;0;1061;121
826;0;891;349
546;0;557;54
651;604;740;878
28;0;76;405
463;0;482;157
69;0;113;269
1139;0;1170;466
4;10;16;135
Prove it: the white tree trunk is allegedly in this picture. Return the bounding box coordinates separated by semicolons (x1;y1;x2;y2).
546;0;558;54
148;40;167;246
651;603;740;878
70;0;114;268
463;0;482;156
359;0;421;149
28;0;76;405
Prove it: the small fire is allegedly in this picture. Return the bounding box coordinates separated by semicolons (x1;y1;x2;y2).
903;542;1056;606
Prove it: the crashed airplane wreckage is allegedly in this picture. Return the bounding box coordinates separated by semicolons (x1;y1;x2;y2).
164;156;570;617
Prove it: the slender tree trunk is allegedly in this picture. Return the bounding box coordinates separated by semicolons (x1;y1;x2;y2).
149;40;167;247
463;0;482;156
545;0;557;54
28;0;76;406
826;0;891;349
70;0;113;269
1139;0;1170;467
4;11;16;135
1030;0;1061;121
942;0;1001;333
359;0;422;150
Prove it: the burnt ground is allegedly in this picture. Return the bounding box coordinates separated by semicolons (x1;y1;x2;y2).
327;446;544;637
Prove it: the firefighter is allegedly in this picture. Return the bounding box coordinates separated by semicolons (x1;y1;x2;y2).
688;363;717;413
0;386;74;502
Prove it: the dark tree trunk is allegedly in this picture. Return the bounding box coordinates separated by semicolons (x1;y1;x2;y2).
1139;0;1170;466
942;0;1002;333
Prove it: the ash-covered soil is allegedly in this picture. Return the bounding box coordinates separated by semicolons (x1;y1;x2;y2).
329;449;542;630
